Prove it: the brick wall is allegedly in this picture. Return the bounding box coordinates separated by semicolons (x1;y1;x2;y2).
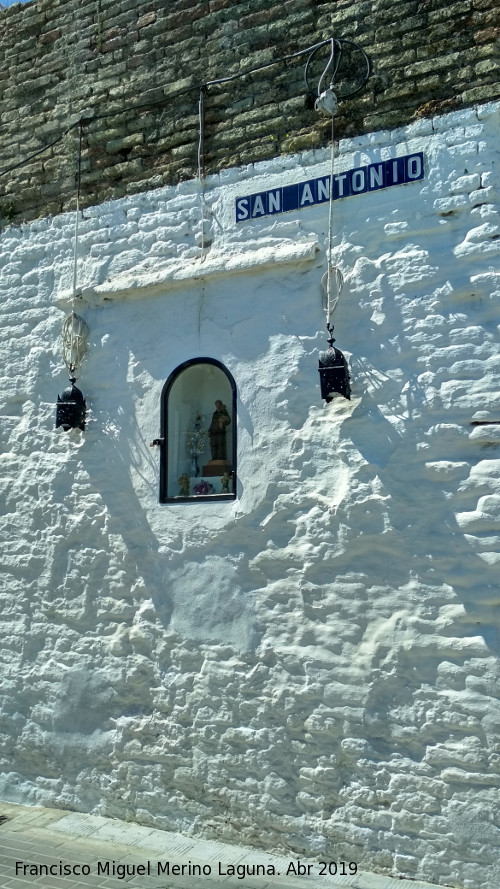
0;0;499;223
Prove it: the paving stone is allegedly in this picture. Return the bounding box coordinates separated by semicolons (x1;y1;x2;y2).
0;803;449;889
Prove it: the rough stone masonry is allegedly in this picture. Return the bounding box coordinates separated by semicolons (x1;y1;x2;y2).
0;0;499;223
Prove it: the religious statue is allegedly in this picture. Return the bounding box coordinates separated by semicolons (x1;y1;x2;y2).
221;471;231;494
208;400;231;461
178;473;190;497
187;411;207;476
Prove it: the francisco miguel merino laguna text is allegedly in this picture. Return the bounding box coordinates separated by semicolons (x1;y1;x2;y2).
16;860;279;880
16;859;358;879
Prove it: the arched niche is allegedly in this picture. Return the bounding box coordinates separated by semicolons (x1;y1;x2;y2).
160;358;237;502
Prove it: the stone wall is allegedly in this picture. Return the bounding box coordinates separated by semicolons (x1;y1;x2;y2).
0;101;499;888
0;0;499;223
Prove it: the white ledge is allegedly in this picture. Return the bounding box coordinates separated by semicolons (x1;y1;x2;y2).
56;238;320;306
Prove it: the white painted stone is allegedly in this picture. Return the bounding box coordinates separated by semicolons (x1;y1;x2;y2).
0;102;499;889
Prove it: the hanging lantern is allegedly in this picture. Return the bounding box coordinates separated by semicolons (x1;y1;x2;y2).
55;312;89;431
318;328;350;402
55;131;89;433
56;377;86;431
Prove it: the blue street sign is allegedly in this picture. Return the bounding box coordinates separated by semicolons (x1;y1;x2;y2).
235;152;424;223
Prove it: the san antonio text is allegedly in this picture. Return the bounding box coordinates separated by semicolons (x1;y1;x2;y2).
235;152;424;222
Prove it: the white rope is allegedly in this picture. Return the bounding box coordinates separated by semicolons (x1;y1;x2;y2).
63;123;88;376
323;113;343;325
197;87;206;250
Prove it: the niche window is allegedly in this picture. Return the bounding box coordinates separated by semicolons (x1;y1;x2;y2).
160;358;237;502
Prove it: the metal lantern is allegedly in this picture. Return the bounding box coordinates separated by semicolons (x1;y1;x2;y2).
318;332;351;402
56;377;86;431
55;312;88;432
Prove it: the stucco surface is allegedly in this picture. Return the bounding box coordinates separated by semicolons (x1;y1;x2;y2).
0;103;499;889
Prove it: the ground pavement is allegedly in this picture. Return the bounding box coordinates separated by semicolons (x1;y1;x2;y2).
0;801;447;889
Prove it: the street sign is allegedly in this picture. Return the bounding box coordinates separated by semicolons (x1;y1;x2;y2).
235;152;424;222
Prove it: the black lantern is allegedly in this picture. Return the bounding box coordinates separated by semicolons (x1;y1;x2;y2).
56;377;86;431
318;328;350;402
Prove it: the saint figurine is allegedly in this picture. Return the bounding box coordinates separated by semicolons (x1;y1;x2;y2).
208;400;231;461
221;471;231;494
187;410;207;476
178;473;190;497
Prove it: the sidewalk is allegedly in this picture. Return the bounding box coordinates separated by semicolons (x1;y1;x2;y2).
0;801;447;889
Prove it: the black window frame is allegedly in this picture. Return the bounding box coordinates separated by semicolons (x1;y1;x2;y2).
159;357;237;503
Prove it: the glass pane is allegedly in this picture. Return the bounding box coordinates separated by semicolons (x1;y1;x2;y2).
165;362;235;500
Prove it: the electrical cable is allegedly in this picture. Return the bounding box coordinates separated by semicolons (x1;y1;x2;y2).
62;120;88;378
305;38;370;99
326;112;336;322
0;37;362;182
322;112;344;330
201;39;333;89
197;86;207;250
0;124;76;178
71;120;83;302
317;38;339;98
197;87;205;182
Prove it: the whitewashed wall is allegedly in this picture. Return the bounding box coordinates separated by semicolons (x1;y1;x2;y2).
1;102;499;889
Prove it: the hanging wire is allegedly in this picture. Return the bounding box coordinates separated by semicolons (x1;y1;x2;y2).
322;263;344;323
197;87;206;181
0;32;369;283
0;123;76;179
320;95;344;332
71;120;83;300
197;86;207;250
62;121;88;377
0;37;367;182
304;37;370;100
316;37;340;98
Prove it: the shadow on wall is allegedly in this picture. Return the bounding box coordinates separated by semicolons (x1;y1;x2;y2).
82;326;262;654
332;359;500;751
